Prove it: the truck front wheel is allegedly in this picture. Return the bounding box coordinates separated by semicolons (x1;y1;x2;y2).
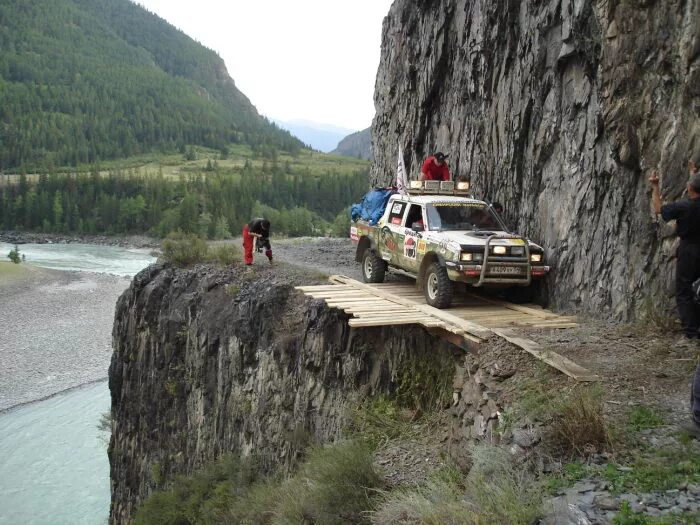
424;263;453;309
361;249;386;283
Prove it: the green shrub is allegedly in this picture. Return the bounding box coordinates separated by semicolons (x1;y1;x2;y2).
627;406;664;432
275;441;382;524
160;233;240;267
134;442;380;525
372;445;542;525
206;243;240;266
330;209;350;238
547;387;612;457
161;232;208;267
7;245;21;264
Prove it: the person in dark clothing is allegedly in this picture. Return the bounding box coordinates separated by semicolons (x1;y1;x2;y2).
649;159;700;434
242;218;272;265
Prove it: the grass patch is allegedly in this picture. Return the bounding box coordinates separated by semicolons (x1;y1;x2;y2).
134;441;381;525
371;444;542;525
548;386;612;457
602;453;700;494
350;395;417;447
160;233;241;267
627;406;664;432
0;260;30;283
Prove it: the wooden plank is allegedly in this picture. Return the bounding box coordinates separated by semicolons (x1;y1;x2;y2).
349;318;442;328
491;328;599;382
463;291;566;320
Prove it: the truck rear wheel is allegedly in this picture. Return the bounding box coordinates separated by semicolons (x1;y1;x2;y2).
361;249;385;283
424;262;453;309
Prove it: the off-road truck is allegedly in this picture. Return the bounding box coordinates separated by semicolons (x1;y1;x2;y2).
351;181;549;308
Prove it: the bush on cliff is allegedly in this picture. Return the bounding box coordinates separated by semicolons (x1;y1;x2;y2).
160;232;240;267
134;441;381;524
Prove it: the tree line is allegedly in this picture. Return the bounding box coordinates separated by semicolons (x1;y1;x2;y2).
0;164;367;238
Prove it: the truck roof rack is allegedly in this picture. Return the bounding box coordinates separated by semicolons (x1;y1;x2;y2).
407;180;471;196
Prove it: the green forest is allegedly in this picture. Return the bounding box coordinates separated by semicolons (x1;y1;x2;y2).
0;0;303;171
0;157;367;237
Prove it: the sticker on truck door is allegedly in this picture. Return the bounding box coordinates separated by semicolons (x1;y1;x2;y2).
404;237;417;259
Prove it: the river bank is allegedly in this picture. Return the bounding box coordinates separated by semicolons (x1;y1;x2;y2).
0;230;159;249
0;261;130;411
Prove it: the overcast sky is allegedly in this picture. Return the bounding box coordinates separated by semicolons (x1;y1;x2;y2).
134;0;394;131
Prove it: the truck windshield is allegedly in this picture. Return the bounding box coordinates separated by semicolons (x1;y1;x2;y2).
425;202;504;231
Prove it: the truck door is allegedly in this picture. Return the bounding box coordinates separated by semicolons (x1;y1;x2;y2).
378;200;407;266
400;203;424;272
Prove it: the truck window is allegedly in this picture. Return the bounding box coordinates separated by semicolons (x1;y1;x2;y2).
405;204;424;228
388;201;407;225
425;203;505;231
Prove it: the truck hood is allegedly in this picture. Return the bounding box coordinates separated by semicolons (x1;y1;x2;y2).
424;230;543;250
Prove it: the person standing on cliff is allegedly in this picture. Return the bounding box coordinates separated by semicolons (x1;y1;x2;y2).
420;152;451;181
242;218;273;266
649;158;700;435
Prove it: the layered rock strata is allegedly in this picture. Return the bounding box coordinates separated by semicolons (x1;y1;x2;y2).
372;0;700;318
108;264;530;523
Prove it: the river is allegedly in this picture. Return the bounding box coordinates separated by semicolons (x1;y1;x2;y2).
0;242;155;525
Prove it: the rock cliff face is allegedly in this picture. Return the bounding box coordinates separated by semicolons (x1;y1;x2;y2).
372;0;700;319
108;264;532;523
108;264;454;522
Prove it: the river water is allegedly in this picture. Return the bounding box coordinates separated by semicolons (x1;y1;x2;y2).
0;243;155;525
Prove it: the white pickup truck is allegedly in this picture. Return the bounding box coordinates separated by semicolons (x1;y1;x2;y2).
350;181;550;308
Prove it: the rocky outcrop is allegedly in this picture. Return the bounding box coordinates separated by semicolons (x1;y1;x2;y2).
108;264;456;522
108;263;533;523
331;127;374;160
372;0;700;319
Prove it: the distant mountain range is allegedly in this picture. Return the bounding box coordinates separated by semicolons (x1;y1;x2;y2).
0;0;302;170
272;119;356;153
331;128;372;160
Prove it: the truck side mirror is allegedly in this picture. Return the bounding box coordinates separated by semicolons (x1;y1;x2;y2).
412;222;424;232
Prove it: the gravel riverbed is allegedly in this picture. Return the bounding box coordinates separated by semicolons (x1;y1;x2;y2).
0;265;130;411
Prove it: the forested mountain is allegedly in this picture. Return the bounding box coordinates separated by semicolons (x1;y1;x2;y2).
0;0;302;171
331;128;372;160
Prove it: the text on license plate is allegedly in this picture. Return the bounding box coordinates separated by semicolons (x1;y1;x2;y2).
490;266;522;275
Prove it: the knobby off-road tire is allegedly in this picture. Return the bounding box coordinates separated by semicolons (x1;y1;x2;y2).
424;262;453;309
361;249;386;283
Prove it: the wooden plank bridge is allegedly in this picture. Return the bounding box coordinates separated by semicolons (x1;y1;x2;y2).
296;275;598;382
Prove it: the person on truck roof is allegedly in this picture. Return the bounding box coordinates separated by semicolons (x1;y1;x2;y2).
242;218;272;266
420;152;451;181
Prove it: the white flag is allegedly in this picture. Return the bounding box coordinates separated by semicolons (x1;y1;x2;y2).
396;143;408;194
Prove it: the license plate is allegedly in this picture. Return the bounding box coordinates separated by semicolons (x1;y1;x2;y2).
490;266;522;275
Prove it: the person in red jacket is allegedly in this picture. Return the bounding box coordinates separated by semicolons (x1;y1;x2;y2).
242;218;272;265
420;152;451;181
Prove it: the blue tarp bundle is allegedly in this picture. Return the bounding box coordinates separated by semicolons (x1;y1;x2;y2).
351;188;395;225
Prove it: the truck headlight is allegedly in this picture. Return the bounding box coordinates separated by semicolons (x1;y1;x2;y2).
493;246;506;255
530;253;542;263
460;252;473;261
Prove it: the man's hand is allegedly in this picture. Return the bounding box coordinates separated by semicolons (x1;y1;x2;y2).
648;170;660;186
690;160;698;176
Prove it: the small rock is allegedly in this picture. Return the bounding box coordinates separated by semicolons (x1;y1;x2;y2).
575;482;597;493
594;495;619;511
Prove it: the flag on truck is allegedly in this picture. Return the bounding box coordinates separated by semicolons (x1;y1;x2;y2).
396;143;408;195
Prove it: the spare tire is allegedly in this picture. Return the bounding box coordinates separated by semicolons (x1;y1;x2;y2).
361;249;386;283
424;262;453;309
